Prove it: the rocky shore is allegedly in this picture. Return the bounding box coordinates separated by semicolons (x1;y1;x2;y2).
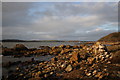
2;42;120;80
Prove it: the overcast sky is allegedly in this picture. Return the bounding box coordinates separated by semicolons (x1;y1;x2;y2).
2;2;118;41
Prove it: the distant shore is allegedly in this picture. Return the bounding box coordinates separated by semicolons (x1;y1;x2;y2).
1;39;96;42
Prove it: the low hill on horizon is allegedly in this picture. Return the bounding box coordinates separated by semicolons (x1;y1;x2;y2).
98;32;120;42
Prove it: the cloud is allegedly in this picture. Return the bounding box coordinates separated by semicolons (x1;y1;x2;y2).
2;2;118;40
2;0;120;2
2;2;36;27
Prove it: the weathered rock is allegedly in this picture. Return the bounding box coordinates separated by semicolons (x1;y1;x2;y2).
87;57;95;65
39;46;50;49
66;45;72;49
92;70;97;75
13;44;28;50
95;72;102;78
99;44;105;49
29;48;37;51
73;45;79;49
50;72;54;75
86;72;91;76
60;49;72;54
61;63;67;68
105;55;110;58
2;48;16;56
51;57;58;62
92;42;108;55
65;64;73;72
44;74;49;78
117;71;120;77
51;48;62;55
70;51;80;63
59;45;66;48
80;52;89;60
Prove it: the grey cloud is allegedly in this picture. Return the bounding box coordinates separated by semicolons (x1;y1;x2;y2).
2;2;36;27
2;2;118;40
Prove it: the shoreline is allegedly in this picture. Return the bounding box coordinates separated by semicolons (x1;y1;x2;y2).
1;42;120;80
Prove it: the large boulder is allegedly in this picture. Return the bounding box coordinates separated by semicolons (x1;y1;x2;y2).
13;44;28;51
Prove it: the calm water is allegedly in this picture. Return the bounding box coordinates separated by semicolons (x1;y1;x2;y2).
2;41;80;48
1;55;55;77
1;41;80;79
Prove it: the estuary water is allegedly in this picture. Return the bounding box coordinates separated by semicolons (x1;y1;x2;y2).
2;41;80;48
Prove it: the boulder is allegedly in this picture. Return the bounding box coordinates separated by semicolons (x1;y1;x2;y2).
13;44;28;51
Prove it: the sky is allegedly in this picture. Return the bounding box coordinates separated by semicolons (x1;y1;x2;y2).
2;2;118;41
2;0;120;2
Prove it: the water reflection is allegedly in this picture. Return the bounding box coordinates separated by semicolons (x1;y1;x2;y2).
1;55;54;79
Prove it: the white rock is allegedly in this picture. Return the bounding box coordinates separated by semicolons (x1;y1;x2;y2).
65;64;73;72
86;73;91;76
104;52;108;55
106;55;110;58
61;63;67;68
99;44;105;49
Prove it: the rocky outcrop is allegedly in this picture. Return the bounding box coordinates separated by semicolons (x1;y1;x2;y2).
98;32;120;42
2;43;120;80
13;44;28;51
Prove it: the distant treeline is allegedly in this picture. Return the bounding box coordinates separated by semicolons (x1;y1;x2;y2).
1;39;95;42
1;39;75;42
2;39;26;42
